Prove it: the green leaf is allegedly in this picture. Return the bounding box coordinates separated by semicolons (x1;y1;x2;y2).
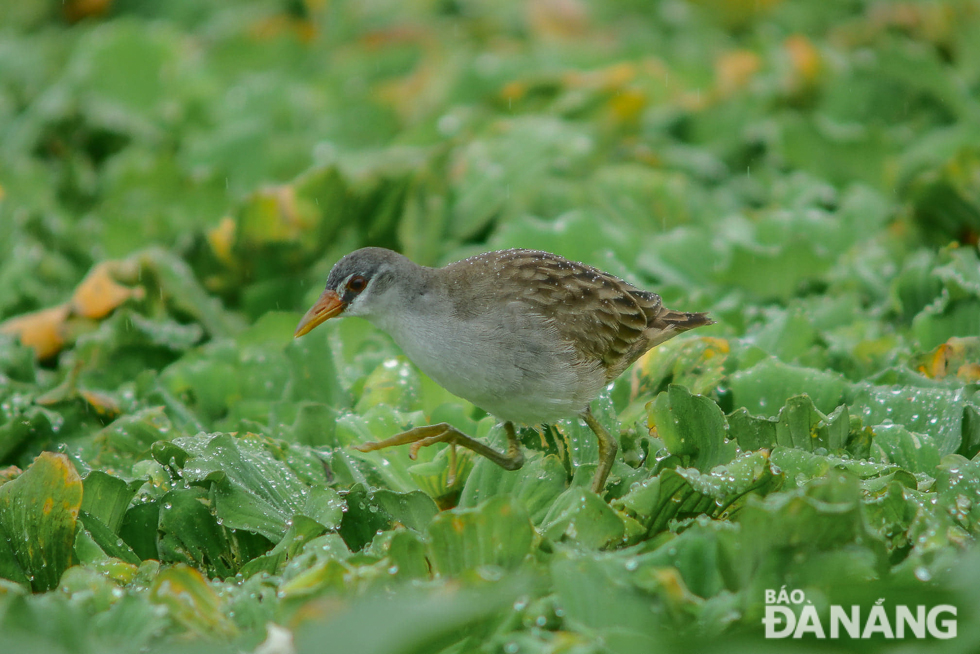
871;423;941;474
137;247;244;338
425;495;534;576
0;403;57;462
149;564;238;638
157;486;237;578
631;336;730;399
239;515;327;579
156;432;341;540
459;452;568;525
734;471;888;589
729;357;848;417
649;384;736;471
355;357;423;413
0;334;36;383
333;406;432;493
370;488;439;532
770;447;913;489
960;404;980;459
551;553;662;646
727;408;777;451
863;481;919;553
118;502;160;561
774;395;848;453
934;455;980;532
539;487;625;549
614;451;779;537
88;407;174;469
76;510;141;565
912;299;980;351
716;233;832;301
852;383;966;455
450;117;596;241
630;517;735;600
0;453;83;591
748;306;819;363
73;310;205;390
284;323;347;409
338;484;398;552
293;579;525;654
80;471;140;534
490;209;639;275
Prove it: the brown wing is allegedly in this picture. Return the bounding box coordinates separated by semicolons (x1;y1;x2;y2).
444;249;711;381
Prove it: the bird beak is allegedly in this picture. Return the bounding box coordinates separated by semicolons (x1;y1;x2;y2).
294;289;345;337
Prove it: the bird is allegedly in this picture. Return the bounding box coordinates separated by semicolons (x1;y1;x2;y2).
294;247;712;494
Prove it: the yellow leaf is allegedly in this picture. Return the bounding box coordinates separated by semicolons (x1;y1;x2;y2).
528;0;590;39
500;81;528;103
715;50;761;97
0;304;71;360
207;216;237;267
79;390;122;419
786;35;820;81
376;57;445;123
958;363;980;383
0;466;23;486
71;263;145;320
239;185;314;244
916;337;980;379
249;15;318;42
565;62;636;91
94;559;139;585
607;89;646;125
63;0;113;23
0;452;83;591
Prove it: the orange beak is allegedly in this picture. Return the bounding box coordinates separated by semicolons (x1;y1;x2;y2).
294;289;345;337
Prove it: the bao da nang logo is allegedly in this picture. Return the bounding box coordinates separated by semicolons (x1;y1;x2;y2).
763;587;957;640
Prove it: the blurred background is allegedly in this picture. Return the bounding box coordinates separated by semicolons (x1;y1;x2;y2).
2;0;979;330
2;1;980;653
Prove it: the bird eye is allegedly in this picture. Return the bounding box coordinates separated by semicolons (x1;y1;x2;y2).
346;275;367;293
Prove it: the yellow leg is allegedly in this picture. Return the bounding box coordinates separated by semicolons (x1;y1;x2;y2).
582;407;618;494
354;421;525;483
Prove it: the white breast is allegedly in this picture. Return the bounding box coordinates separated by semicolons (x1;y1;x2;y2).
369;301;604;425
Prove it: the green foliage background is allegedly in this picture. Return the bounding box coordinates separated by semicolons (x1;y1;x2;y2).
2;0;980;652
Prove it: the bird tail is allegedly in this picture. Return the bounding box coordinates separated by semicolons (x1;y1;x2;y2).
645;309;714;348
660;310;714;331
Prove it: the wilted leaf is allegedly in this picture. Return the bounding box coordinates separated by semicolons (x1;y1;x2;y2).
0;304;70;360
70;262;145;320
911;336;980;381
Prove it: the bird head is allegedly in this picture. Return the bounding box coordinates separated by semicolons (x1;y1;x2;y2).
294;247;410;337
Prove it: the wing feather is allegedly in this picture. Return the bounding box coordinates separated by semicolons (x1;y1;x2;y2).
443;249;711;381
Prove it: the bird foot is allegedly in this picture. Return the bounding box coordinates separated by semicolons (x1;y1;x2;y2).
353;423;468;486
353;421;525;486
